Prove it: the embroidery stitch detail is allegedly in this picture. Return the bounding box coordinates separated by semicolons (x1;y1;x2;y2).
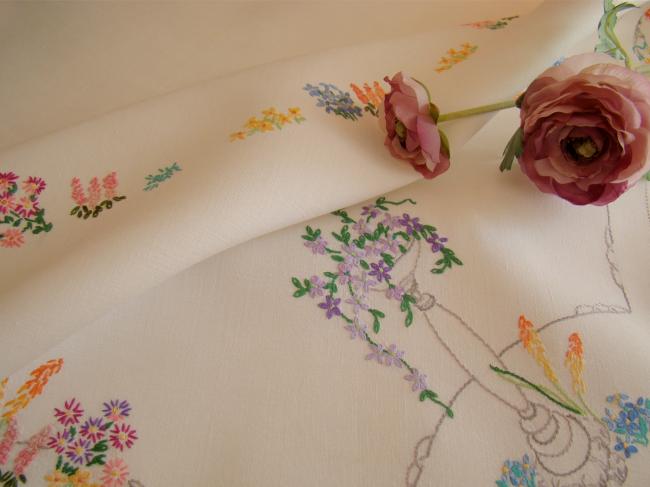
143;163;181;191
303;83;363;120
435;43;478;73
463;15;519;30
70;173;126;220
0;172;53;248
229;107;305;142
350;81;386;117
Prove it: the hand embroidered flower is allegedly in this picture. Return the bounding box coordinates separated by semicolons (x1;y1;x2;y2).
368;261;391;282
385;285;405;301
0;229;24;248
509;52;650;205
425;233;447;253
385;344;404;368
102;399;131;422
361;205;380;219
0;172;18;193
318;296;342;319
109;423;137;451
365;343;385;364
70;173;127;219
47;430;71;454
80;417;106;444
21;176;46;195
404;368;428;392
304;83;363;121
307;276;326;298
304;236;328;255
344;320;368;340
54;398;84;426
380;72;450;179
614;437;639;458
66;439;94;465
101;458;129;487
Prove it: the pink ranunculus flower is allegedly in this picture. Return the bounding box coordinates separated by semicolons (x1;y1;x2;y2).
517;53;650;205
379;72;450;179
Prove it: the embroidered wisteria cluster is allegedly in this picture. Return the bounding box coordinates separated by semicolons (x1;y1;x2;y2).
303;83;363;121
46;398;137;485
291;197;462;416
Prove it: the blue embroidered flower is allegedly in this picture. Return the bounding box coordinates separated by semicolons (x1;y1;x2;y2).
303;83;363;121
495;454;537;487
614;437;639;458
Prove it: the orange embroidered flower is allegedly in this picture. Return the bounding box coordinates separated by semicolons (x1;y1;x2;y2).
288;107;302;118
0;229;25;248
350;83;369;105
518;315;558;384
565;332;585;394
645;8;650;21
0;378;7;403
229;131;247;142
261;107;277;117
244;117;262;130
3;358;63;419
277;113;292;124
260;121;274;132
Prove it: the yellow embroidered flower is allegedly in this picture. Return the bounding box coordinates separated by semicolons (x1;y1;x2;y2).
244;117;262;130
518;315;558;385
288;107;302;118
260;121;274;132
565;332;585;395
277;113;292;124
68;470;101;487
45;470;70;487
261;107;277;117
229;131;247;142
0;378;7;403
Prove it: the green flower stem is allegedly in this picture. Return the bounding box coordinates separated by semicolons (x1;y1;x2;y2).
607;18;632;69
550;381;583;414
438;99;517;123
578;393;603;423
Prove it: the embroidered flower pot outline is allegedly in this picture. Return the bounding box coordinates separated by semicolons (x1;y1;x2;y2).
70;173;126;220
0;172;53;249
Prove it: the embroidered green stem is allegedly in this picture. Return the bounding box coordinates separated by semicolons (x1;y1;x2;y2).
550;382;584;415
490;365;584;415
438;99;517;123
578;393;604;423
375;197;417;208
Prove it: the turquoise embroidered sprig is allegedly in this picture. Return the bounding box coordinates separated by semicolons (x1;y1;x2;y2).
143;163;181;191
291;197;463;417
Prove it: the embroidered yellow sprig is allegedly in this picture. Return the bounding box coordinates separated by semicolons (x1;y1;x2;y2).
518;315;558;385
2;358;64;419
230;107;306;142
435;42;478;73
0;378;7;404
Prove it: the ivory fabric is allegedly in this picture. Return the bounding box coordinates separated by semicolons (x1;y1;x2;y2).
0;2;649;487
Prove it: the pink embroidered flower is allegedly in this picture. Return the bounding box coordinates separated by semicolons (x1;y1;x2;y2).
87;177;102;208
0;192;16;215
15;195;39;218
80;416;105;444
54;398;84;426
109;423;137;451
21;176;46;196
517;53;650;205
13;425;52;476
102;172;119;199
47;429;71;454
0;416;18;465
379;72;450;179
102;400;131;422
101;458;129;487
0;172;18;193
0;229;25;248
65;438;93;465
71;177;88;205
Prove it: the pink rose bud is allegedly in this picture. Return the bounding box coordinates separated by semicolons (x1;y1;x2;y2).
515;53;650;205
379;72;450;179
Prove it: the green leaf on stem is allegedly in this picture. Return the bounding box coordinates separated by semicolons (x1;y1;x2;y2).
500;127;524;172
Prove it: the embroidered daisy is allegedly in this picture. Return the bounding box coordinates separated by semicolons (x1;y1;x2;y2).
65;438;93;465
54;398;84;426
46;430;71;454
109;423;137;451
0;228;24;248
102;399;131;422
0;192;16;214
21;176;46;195
14;195;39;218
101;458;129;487
80;416;106;444
0;172;18;193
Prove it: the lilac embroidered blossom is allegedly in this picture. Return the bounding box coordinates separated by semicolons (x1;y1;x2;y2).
365;343;385;364
318;296;342;319
308;276;326;298
344;320;368;340
102;399;131;422
385;344;405;368
386;285;405;301
345;294;369;315
46;430;71;454
66;438;94;465
304;236;328;255
377;237;400;255
361;206;380;219
381;212;402;229
351;271;377;294
337;263;352;285
398;214;423;235
80;416;106;443
404;369;428;391
369;261;391;282
352;219;368;234
425;233;448;252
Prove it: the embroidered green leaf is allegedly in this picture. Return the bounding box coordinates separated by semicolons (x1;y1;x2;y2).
56;455;62;470
500;127;524;172
393;231;410;242
332;225;351;244
330;254;344;262
360;260;370;270
291;276;311;298
431;247;463;274
375;197;417;209
323;272;338;279
70;206;80;216
595;0;636;65
69;426;76;440
17;475;25;484
331;209;355;224
381;253;395;268
398;244;407;254
400;294;416;327
369;308;385;333
419;389;454;418
86;454;106;467
90;439;108;452
112;195;127;202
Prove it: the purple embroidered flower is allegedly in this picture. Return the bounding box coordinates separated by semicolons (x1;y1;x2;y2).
46;430;71;454
337;263;352;285
365;343;385;364
102;399;131;422
425;233;448;253
404;368;428;391
361;205;380;219
342;244;365;266
352;272;378;294
381;212;402;229
352;219;368;234
364;242;382;257
385;285;405;301
318;296;342;319
80;416;106;444
308;276;325;298
54;398;84;426
344;320;368;340
377;238;400;255
385;344;404;368
345;294;369;315
304;236;328;255
369;261;391;282
398;214;423;235
66;439;94;465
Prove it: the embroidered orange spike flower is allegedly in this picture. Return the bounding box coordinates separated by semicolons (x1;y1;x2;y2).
518;315;558;385
2;358;63;419
229;131;247;142
350;83;369;105
371;82;386;105
565;332;585;395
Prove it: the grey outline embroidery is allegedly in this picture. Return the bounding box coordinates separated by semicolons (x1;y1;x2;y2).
404;205;634;487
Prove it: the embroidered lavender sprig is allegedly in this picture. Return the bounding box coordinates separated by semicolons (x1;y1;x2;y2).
292;196;462;417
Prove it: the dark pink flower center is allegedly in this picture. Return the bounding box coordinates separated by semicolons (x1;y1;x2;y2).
561;135;604;166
